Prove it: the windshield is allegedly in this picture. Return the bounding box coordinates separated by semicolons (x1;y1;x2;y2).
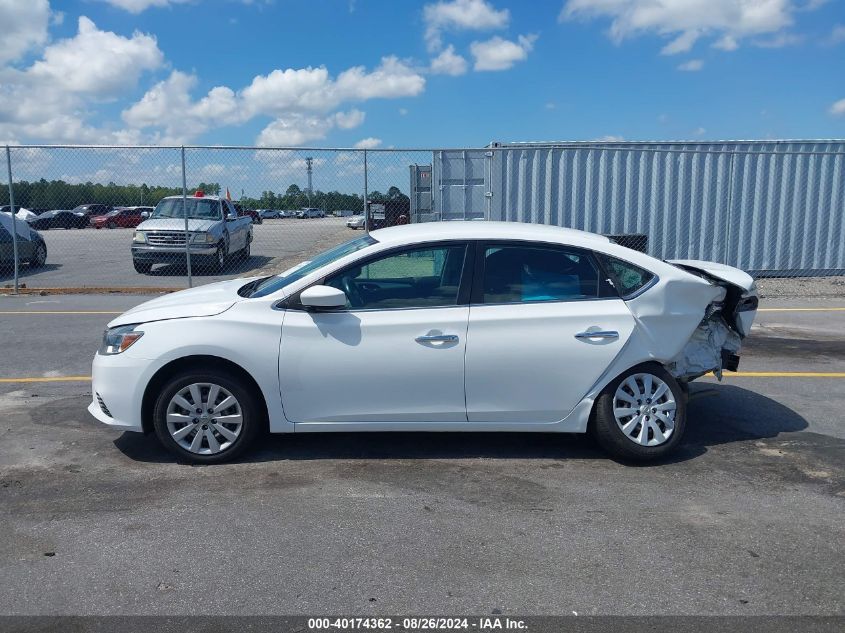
152;198;222;220
250;235;377;298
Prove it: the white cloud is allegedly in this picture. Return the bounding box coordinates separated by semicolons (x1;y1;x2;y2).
594;135;625;142
829;98;845;116
28;17;163;97
753;32;803;47
430;45;468;75
470;34;537;71
693;127;706;136
123;56;421;145
824;24;845;46
424;0;509;51
100;0;192;13
677;59;704;71
661;29;700;55
334;109;366;129
0;0;51;65
399;108;409;115
0;16;164;144
354;137;382;149
256;115;338;147
560;0;819;54
713;35;739;51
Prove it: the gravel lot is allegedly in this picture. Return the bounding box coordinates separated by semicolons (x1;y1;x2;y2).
0;294;842;617
0;217;353;289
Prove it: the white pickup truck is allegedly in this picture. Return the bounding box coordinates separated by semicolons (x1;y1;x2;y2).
131;193;253;274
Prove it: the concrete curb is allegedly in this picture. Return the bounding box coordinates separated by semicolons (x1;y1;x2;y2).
1;286;180;296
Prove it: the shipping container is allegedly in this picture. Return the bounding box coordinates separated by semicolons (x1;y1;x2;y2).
415;140;845;276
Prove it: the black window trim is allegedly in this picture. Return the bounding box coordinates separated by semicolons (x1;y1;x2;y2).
470;239;620;307
281;239;477;313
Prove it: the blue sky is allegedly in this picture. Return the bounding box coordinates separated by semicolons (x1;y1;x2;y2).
1;0;844;149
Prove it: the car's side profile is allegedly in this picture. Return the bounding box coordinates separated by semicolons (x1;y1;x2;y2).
89;222;758;464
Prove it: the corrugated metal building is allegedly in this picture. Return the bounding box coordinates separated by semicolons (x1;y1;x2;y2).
414;140;845;275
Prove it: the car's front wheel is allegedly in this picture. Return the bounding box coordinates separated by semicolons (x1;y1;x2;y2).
152;369;261;464
591;364;686;462
133;259;152;274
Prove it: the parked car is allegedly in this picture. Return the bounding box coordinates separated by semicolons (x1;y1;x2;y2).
89;221;758;464
346;215;366;230
297;207;325;218
258;209;281;219
131;192;253;274
233;203;262;224
72;203;112;218
91;206;152;229
27;209;88;230
0;213;47;270
278;210;297;218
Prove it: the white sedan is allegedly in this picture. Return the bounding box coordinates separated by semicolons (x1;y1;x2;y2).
346;215;366;229
89;222;758;464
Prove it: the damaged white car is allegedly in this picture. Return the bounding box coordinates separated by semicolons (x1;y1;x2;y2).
89;221;757;463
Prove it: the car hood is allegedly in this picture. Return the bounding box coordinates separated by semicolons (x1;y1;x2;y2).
667;259;755;293
108;277;260;327
136;218;219;232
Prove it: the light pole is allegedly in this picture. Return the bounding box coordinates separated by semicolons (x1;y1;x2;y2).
305;157;313;207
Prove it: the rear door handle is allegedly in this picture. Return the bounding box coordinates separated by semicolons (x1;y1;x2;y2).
415;334;459;344
574;330;619;340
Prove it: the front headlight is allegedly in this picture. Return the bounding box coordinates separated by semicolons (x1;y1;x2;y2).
99;325;144;355
192;232;216;244
133;230;147;243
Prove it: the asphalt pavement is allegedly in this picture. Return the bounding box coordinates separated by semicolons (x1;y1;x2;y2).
0;293;842;616
0;216;352;289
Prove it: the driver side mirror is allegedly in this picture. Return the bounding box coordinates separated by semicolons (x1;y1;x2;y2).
300;285;348;310
140;211;150;218
226;212;238;220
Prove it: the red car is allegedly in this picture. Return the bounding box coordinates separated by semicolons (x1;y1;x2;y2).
90;206;152;229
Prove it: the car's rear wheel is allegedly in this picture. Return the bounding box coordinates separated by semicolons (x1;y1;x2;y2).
133;259;152;274
152;370;260;464
591;364;686;462
107;221;117;229
29;243;47;268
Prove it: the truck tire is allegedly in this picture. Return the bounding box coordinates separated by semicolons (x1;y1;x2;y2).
211;243;227;273
133;259;152;274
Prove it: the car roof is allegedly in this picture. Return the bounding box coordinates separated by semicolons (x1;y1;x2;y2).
370;220;611;248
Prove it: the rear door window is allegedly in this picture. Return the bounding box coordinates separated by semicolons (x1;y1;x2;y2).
479;244;607;304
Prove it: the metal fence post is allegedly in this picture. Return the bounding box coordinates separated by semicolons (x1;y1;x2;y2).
363;148;369;234
5;146;19;294
181;146;192;288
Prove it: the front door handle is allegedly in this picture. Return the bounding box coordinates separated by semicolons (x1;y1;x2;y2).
574;330;619;340
415;334;459;344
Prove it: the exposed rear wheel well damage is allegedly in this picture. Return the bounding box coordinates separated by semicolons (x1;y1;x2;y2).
141;355;268;434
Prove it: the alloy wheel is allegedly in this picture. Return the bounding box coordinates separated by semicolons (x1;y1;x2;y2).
613;373;677;447
165;383;243;455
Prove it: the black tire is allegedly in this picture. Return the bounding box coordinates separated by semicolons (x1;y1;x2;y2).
29;242;47;268
152;368;261;464
211;243;227;272
591;363;687;462
240;237;251;261
107;221;117;229
133;259;153;274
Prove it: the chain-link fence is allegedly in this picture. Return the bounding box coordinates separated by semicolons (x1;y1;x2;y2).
1;143;843;297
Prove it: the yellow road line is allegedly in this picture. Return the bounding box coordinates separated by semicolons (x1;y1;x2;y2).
758;307;845;312
0;376;91;383
0;311;122;315
716;371;845;378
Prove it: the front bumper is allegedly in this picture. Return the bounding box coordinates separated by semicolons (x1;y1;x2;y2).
89;351;153;433
132;244;217;262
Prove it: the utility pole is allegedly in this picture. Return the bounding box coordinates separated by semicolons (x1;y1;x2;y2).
305;157;313;207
